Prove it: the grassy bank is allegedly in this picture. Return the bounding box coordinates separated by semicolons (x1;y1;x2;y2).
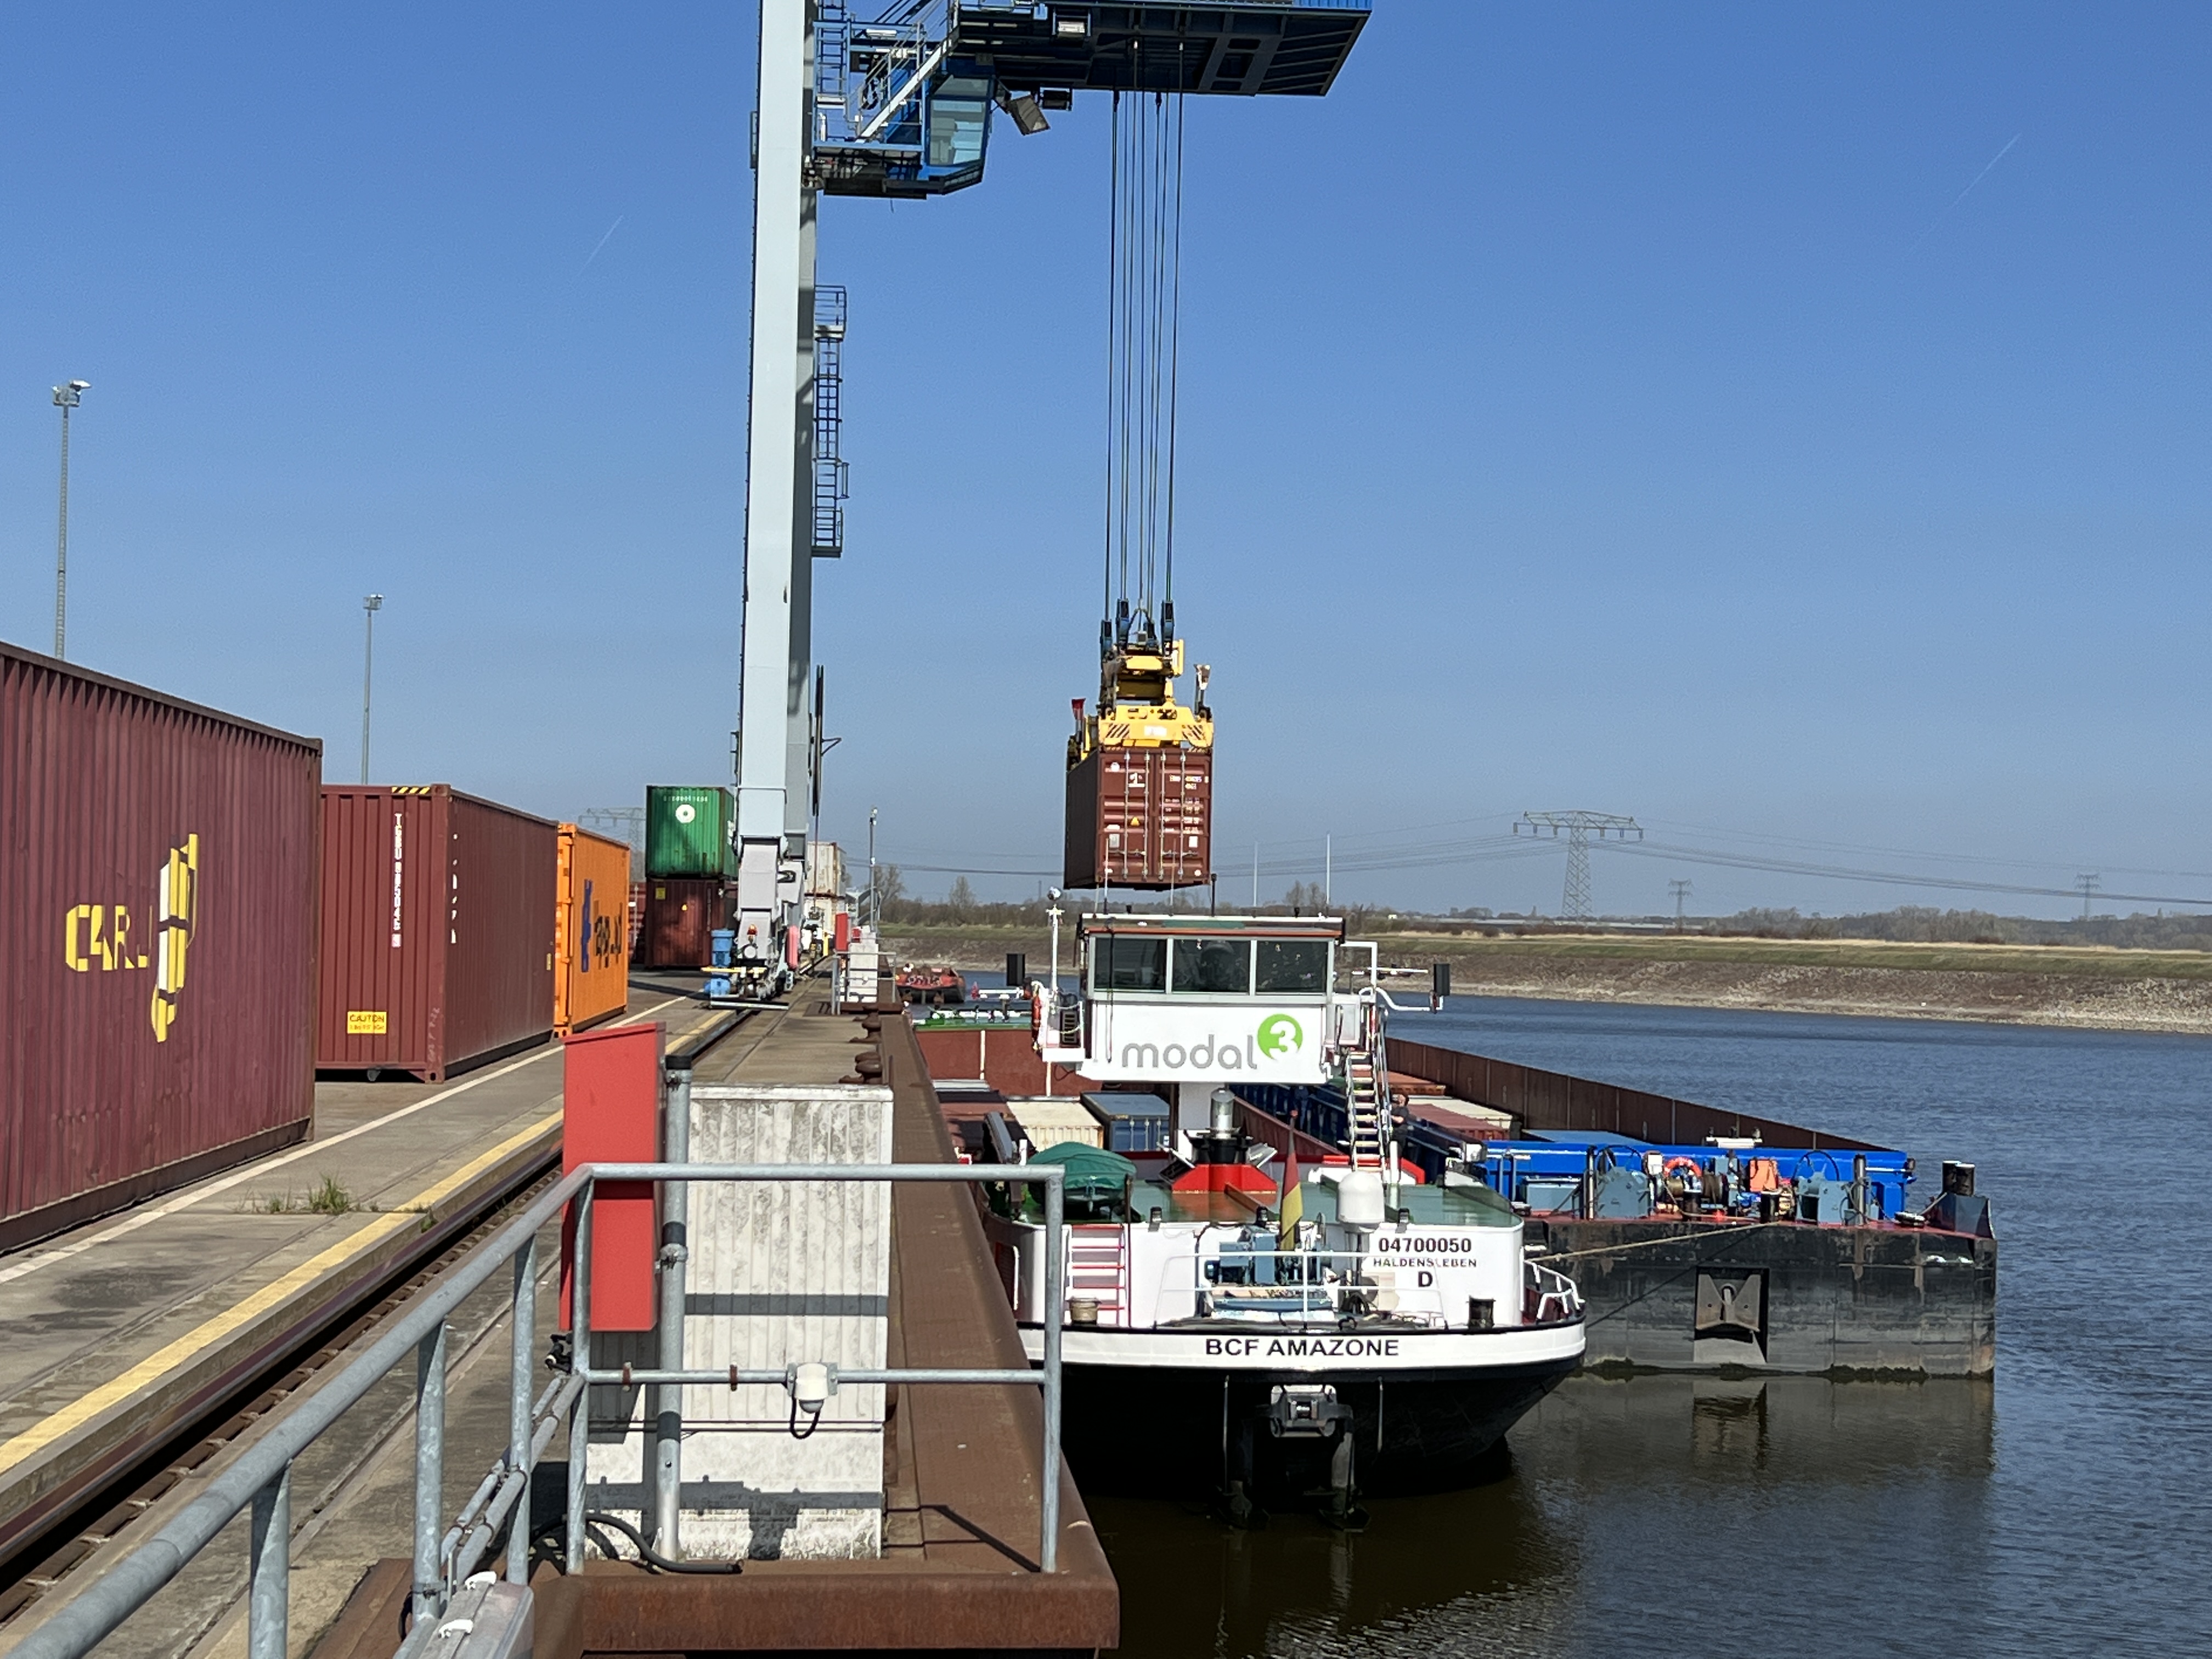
881;924;2212;1035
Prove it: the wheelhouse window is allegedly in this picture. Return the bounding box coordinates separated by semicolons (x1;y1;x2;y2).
1255;939;1330;994
1170;938;1251;995
1091;935;1166;992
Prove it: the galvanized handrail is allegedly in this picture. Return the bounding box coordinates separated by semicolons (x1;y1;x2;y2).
10;1157;1066;1659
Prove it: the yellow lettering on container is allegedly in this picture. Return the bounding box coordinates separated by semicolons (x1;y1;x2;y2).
347;1011;389;1035
64;904;95;972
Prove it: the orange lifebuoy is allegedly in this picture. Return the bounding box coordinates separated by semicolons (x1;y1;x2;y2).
1662;1155;1705;1188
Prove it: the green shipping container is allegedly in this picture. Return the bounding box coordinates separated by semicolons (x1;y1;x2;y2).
645;786;736;878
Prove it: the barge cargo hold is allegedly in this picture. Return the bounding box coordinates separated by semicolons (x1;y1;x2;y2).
0;641;321;1252
315;785;557;1080
1250;1036;1997;1376
1395;1037;1995;1375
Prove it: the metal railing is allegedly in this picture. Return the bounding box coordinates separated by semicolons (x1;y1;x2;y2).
1174;1249;1451;1328
12;1158;1066;1659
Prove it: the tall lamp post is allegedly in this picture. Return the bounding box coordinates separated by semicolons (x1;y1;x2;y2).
52;381;89;659
360;595;384;782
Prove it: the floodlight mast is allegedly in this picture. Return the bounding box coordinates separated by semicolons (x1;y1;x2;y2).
730;2;1372;985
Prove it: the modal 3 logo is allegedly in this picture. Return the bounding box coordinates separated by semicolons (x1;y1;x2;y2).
62;833;200;1042
1116;1012;1308;1074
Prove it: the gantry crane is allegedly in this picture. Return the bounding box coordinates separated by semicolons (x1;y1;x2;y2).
732;1;1369;981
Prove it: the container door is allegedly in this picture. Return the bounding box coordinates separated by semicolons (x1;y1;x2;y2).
318;788;439;1074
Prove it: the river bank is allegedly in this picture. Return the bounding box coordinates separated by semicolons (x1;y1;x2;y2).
878;926;2212;1036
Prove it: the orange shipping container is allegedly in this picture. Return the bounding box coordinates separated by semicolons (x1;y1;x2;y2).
555;825;632;1035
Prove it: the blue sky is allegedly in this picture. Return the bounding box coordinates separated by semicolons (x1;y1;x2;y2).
5;4;2208;917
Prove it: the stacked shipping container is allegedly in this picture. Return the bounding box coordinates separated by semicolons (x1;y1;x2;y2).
636;877;726;969
636;785;735;968
644;786;736;878
1;643;321;1251
316;786;557;1080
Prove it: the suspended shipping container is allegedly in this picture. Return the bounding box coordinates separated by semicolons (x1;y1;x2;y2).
0;642;321;1251
555;824;633;1036
1065;745;1213;890
317;785;557;1080
637;877;728;969
644;785;736;878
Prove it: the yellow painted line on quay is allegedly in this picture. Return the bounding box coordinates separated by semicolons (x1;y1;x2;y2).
0;1110;562;1481
0;992;692;1290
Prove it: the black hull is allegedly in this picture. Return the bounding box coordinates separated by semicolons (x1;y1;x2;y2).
1058;1357;1577;1501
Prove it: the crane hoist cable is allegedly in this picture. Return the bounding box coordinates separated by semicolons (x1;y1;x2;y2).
1102;81;1185;656
1070;73;1211;784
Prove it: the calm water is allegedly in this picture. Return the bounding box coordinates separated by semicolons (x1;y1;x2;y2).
1093;997;2212;1657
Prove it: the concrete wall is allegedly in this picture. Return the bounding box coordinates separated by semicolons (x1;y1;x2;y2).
586;1081;894;1560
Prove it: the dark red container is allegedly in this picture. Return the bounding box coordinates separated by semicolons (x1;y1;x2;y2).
636;877;726;969
1064;745;1213;889
1;642;320;1251
317;785;557;1080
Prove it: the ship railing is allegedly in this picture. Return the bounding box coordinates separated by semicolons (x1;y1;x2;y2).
9;1160;1071;1659
1524;1257;1584;1326
1150;1250;1453;1328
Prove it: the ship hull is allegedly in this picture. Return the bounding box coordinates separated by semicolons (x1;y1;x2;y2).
1019;1324;1582;1498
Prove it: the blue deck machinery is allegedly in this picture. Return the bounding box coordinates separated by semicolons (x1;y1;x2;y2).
730;2;1370;985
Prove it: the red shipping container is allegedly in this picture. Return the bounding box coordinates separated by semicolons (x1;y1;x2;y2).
1064;744;1213;889
317;785;556;1080
636;877;726;968
1;642;320;1251
560;1020;662;1333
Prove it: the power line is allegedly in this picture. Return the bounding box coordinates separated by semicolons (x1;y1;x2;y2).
1516;812;1642;918
2076;873;2101;921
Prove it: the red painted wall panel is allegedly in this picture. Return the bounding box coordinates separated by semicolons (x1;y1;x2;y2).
315;786;556;1080
560;1021;663;1333
0;642;320;1250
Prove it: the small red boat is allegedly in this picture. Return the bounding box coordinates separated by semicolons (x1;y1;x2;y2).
896;966;966;1007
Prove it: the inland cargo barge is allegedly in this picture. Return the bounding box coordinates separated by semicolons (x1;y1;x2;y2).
910;914;1997;1391
930;913;1587;1521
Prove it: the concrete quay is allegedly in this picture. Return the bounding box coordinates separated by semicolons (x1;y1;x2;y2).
1;977;1116;1659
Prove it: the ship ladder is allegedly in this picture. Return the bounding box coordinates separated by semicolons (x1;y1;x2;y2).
1345;1051;1387;1171
1068;1224;1131;1326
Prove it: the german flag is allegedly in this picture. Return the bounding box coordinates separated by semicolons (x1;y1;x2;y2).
1276;1132;1304;1249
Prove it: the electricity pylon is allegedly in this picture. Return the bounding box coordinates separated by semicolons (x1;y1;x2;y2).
1669;878;1692;932
1516;811;1642;919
